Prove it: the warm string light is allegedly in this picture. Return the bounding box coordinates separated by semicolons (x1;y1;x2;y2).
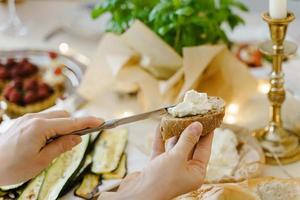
58;42;90;65
59;42;70;54
227;103;239;114
119;111;134;118
224;115;237;124
258;80;270;94
224;103;239;124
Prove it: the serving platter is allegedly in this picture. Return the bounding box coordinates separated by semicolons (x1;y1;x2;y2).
0;49;87;118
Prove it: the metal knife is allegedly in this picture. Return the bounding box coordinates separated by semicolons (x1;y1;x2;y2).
70;105;174;136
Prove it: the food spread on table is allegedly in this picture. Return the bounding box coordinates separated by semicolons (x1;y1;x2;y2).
1;0;300;199
0;58;38;90
3;78;58;116
0;53;69;117
0;129;128;200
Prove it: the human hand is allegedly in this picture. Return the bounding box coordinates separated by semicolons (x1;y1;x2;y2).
101;122;213;200
0;111;103;186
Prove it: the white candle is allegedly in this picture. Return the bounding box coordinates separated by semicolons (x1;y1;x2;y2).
269;0;287;19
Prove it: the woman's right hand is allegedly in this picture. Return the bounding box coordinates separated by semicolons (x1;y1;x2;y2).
0;110;103;186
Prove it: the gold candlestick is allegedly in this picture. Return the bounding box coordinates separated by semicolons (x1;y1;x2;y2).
253;12;300;165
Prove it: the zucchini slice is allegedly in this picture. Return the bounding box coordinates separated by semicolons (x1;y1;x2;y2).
18;172;45;200
74;173;100;199
77;154;93;177
0;191;7;197
0;182;24;191
102;154;127;180
91;129;128;174
38;135;89;200
60;153;93;196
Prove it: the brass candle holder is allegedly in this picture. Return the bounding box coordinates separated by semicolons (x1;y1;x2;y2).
253;12;300;165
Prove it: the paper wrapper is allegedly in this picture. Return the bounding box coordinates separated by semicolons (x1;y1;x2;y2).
78;20;181;110
115;65;162;111
121;21;182;80
163;45;258;105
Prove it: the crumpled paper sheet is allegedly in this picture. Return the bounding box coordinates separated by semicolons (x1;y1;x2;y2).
163;45;258;105
116;65;163;111
121;20;182;80
78;20;182;110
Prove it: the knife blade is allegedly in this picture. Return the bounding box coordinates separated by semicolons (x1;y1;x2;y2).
70;105;174;136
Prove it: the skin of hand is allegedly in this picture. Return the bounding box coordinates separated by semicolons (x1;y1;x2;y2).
100;122;213;200
0;110;103;186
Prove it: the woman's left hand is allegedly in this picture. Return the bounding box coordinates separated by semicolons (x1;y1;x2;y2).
100;122;213;200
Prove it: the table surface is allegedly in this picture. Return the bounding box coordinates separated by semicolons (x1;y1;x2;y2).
1;0;300;199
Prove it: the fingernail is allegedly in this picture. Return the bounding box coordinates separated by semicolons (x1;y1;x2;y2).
189;122;202;136
71;136;82;146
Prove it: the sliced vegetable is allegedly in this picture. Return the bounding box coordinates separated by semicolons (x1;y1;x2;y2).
103;154;127;180
74;173;100;199
38;135;90;200
60;153;94;196
18;172;45;200
74;154;93;180
0;182;24;191
91;129;128;174
0;191;7;197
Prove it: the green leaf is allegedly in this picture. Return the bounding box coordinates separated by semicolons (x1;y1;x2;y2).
90;0;248;55
158;23;176;35
175;7;194;16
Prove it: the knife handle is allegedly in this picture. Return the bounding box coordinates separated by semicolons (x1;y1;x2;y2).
45;120;116;144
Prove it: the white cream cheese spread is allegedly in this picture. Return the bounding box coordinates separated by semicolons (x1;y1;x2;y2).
168;90;212;117
205;128;240;181
43;70;65;86
43;60;65;87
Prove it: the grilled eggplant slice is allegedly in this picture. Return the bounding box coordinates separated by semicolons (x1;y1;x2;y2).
38;135;90;200
18;172;45;200
103;154;127;180
91;129;128;174
74;173;100;199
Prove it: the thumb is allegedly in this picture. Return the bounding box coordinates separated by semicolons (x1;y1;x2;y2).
38;135;82;164
172;122;203;158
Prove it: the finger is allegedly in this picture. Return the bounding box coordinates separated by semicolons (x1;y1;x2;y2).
22;110;70;120
118;171;141;191
38;135;82;165
43;117;103;139
192;132;214;163
150;125;165;159
15;110;70;126
34;110;70;119
171;122;203;158
165;136;178;152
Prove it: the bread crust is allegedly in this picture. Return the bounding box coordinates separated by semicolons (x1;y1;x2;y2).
160;99;225;141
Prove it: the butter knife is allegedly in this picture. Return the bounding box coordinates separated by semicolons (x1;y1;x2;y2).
70;105;174;136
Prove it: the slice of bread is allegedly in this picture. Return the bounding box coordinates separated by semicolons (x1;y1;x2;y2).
175;177;300;200
160;97;225;140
